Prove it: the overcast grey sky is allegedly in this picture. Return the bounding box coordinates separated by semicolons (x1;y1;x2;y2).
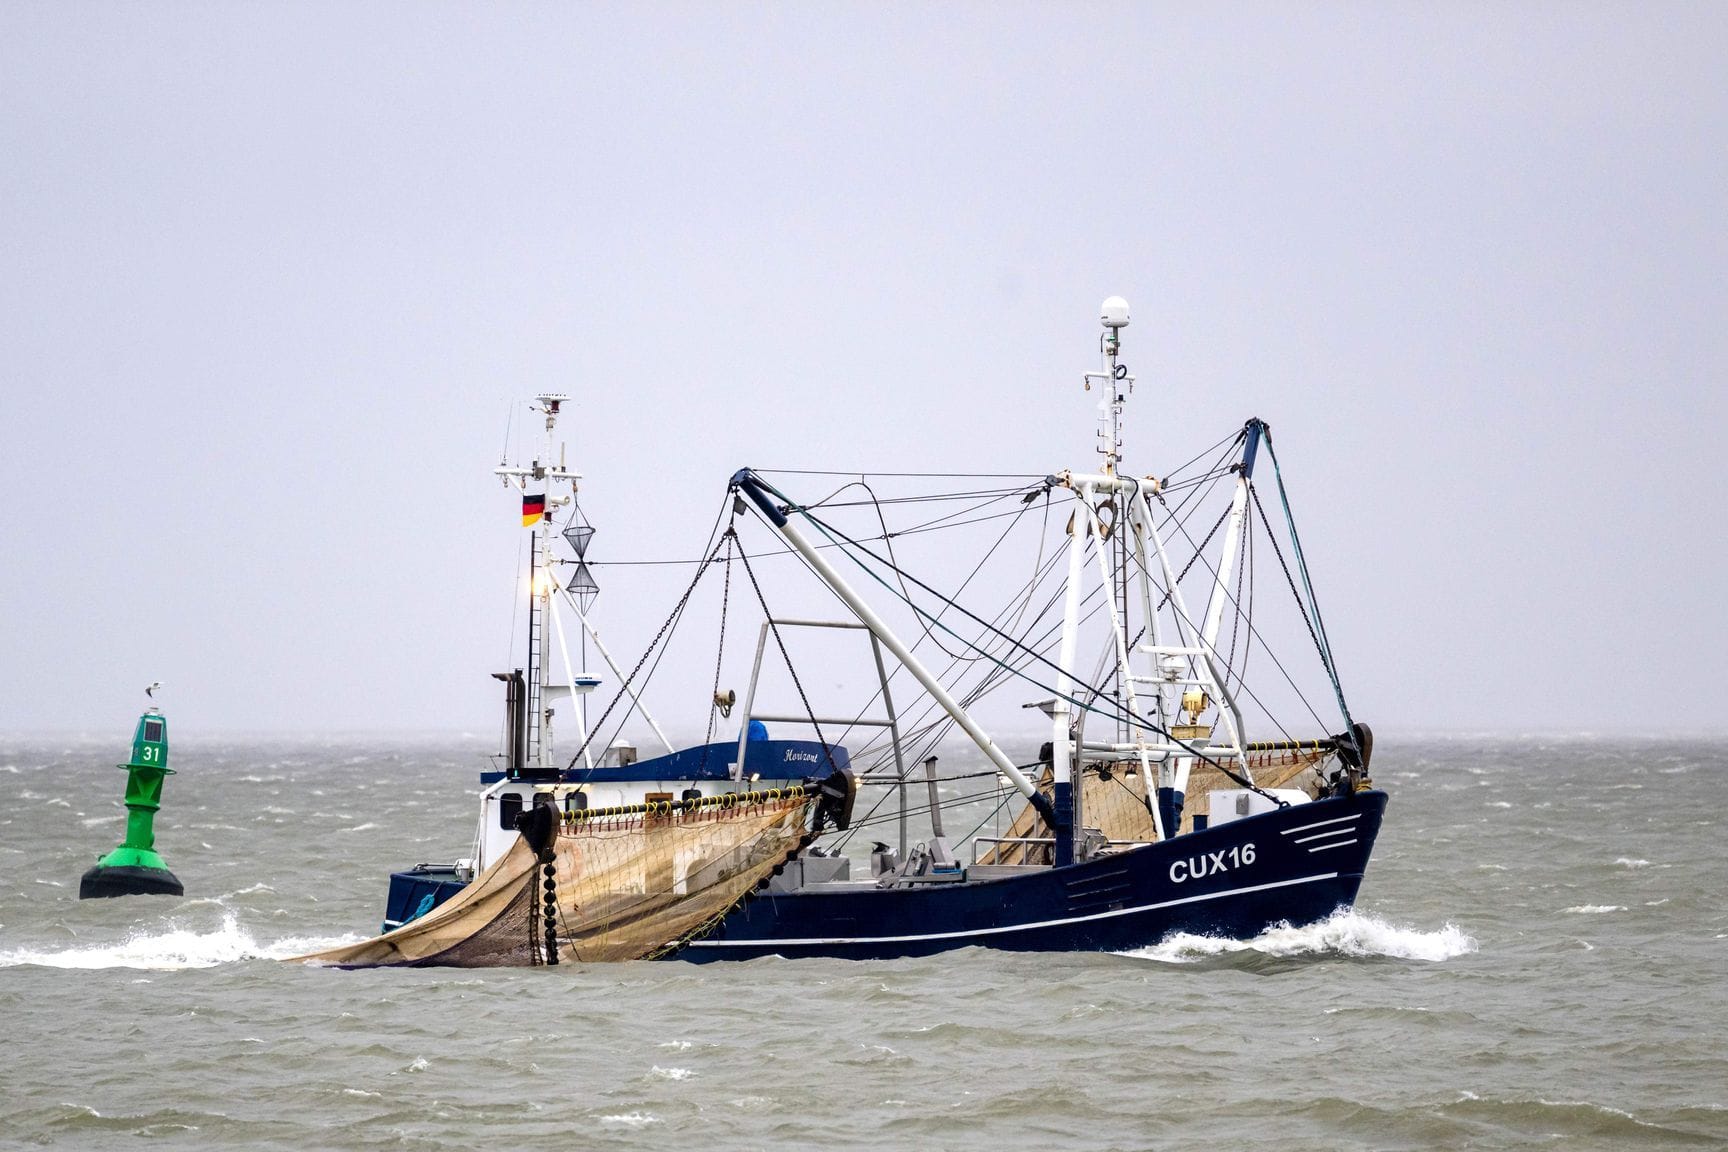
2;3;1723;740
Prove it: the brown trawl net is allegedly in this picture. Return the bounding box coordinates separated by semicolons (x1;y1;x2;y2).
294;787;816;968
980;747;1333;865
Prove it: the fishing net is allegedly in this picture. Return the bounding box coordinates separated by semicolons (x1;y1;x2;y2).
979;747;1333;865
294;787;816;968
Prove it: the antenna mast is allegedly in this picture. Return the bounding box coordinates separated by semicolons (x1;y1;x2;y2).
494;394;578;771
1088;297;1134;740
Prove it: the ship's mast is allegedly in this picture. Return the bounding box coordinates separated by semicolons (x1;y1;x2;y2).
1059;297;1256;842
1099;307;1133;743
495;394;578;772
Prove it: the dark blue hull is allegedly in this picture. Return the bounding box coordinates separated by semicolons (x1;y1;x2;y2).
382;789;1386;961
685;790;1388;961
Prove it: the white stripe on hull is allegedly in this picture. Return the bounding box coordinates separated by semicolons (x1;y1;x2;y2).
687;870;1344;950
1281;814;1360;836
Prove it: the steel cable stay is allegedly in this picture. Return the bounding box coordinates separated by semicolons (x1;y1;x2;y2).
827;547;1122;853
774;482;1076;758
827;592;1083;849
582;494;744;764
887;485;1044;538
1131;430;1247;555
1168;487;1299;749
758;468;1049;480
805;485;1038;512
1139;468;1334;739
803;515;1223;768
1155;502;1232;612
839;579;1109;808
833;532;1071;756
561;454;1323;824
696;529;737;778
559;447;1336;816
559;548;717;778
731;508;1052;762
795;479;1043;675
1062;470;1243;736
1147;489;1324;742
732;539;845;780
781;500;1145;734
842;778;1029;838
874;462;1243;750
953;788;1020;852
852;575;1096;770
1244;485;1342;737
863;477;1045;664
790;472;1328;802
1156;425;1247;490
561;493;735;776
578;487;1049;568
1261;431;1356;738
555;478;1034;781
1092;461;1326;798
736;478;1283;799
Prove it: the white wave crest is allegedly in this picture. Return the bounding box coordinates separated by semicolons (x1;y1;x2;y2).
599;1113;660;1128
1120;910;1477;964
1562;904;1625;914
0;912;359;970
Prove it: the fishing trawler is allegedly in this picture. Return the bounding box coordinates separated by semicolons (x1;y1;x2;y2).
316;298;1385;967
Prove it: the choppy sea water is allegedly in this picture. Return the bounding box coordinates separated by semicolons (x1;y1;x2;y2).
0;735;1723;1151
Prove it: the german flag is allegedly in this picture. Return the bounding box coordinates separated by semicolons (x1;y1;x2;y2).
522;493;546;527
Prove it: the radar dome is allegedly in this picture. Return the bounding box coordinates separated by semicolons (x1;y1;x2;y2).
1100;296;1130;329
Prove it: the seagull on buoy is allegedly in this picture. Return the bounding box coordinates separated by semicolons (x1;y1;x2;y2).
145;682;163;700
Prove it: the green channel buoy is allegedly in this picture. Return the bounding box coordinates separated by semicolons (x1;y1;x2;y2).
79;697;183;899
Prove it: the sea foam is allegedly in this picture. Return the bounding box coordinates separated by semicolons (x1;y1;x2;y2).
1119;909;1477;964
0;912;358;970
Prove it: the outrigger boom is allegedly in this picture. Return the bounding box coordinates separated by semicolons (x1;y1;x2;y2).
730;468;1059;831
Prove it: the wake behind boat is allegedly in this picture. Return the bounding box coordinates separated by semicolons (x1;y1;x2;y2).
300;297;1385;968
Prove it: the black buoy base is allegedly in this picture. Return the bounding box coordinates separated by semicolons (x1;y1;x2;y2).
78;864;184;900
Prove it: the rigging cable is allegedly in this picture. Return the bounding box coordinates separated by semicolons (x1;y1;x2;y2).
866;478;1044;663
697;528;737;777
1152;481;1322;740
759;468;1046;480
1132;464;1327;740
826;542;1099;850
734;540;844;779
580;487;1049;568
751;486;1283;803
1262;431;1355;733
1157;426;1247;489
1249;483;1345;734
563;500;732;773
